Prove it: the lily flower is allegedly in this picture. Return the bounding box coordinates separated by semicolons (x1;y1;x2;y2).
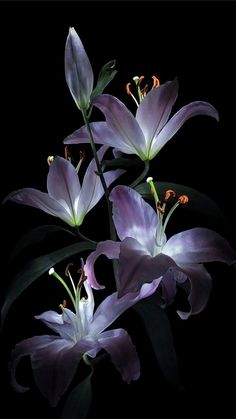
11;269;161;407
3;146;124;227
65;27;94;111
85;185;236;319
64;79;219;161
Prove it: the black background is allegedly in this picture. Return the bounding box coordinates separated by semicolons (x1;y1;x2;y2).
0;1;236;418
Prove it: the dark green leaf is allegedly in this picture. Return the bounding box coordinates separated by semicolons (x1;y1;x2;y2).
134;294;180;388
91;60;117;99
61;372;93;419
1;241;96;327
136;181;225;220
8;225;76;264
102;157;142;171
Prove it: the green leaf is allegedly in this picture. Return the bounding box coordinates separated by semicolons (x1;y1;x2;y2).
61;372;93;419
102;157;143;171
136;181;225;220
91;60;117;99
8;225;76;263
1;241;96;327
134;294;180;388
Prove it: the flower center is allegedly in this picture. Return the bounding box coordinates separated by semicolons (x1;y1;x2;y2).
126;75;160;106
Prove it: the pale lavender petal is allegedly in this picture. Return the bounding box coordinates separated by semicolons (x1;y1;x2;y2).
136;80;178;152
93;94;147;159
35;309;81;341
90;277;161;335
3;188;75;226
64;122;133;154
110;185;158;255
98;329;140;383
118;237;177;296
47;157;81;224
65;27;93;110
77;281;94;335
163;228;236;265
150;101;219;158
84;240;121;289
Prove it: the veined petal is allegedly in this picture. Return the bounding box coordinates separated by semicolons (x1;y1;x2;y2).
136;79;178;154
3;188;75;226
47;157;81;225
64;122;133;154
98;329;140;383
65;27;93;110
150;101;219;158
84;240;121;289
163;228;236;265
118;237;176;296
77;281;95;335
35;309;82;342
110;185;158;255
93;94;147;159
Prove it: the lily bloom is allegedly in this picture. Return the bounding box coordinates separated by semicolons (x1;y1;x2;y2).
64;79;219;161
11;273;161;406
3;146;124;227
85;185;236;319
65;27;94;111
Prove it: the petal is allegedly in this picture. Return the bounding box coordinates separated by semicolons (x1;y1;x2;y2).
118;237;177;296
84;240;121;289
150;101;219;158
163;228;236;265
77;281;95;335
47;156;81;225
65;27;93;110
98;329;140;383
136;79;178;154
92;94;147;159
35;309;82;341
3;188;75;226
110;185;158;255
64;122;133;154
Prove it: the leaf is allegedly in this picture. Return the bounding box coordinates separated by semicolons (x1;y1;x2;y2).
136;181;225;220
8;225;76;264
134;294;181;388
1;241;96;327
91;60;117;99
61;372;93;419
102;157;143;171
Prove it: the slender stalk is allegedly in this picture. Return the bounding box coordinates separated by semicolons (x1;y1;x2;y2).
75;227;97;246
130;160;150;188
49;269;76;310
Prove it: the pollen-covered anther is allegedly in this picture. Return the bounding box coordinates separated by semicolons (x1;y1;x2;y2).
178;195;189;204
59;300;67;311
157;203;165;214
165;189;176;201
152;75;160;89
47;156;54;166
77;267;87;288
65;263;74;277
64;145;72;161
126;82;132;95
141;84;149;97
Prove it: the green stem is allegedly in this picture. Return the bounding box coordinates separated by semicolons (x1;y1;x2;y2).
130;160;150;188
75;227;97;246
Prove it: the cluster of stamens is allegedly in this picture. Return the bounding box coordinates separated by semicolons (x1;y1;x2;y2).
126;75;160;106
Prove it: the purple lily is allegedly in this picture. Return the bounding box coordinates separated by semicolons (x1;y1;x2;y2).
85;186;236;319
3;146;124;227
64;79;219;160
11;275;161;406
65;27;94;111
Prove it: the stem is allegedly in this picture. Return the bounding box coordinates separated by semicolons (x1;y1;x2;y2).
75;227;97;245
130;160;150;188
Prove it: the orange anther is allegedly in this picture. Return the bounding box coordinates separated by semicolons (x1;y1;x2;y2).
65;262;74;276
178;195;189;204
152;75;160;88
137;75;145;86
157;203;165;214
165;189;176;201
141;84;149;97
126;82;132;95
77;267;87;287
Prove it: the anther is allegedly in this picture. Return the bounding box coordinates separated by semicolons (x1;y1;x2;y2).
152;76;160;89
65;263;74;277
165;189;176;201
64;146;72;161
126;82;132;95
47;156;54;166
157;203;165;214
178;195;189;204
77;267;87;288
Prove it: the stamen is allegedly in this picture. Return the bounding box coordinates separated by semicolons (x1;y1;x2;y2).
178;195;189;204
146;177;160;209
47;156;54;166
157;203;165;214
165;189;176;201
49;267;76;310
59;300;67;311
76;150;86;173
65;263;74;277
126;82;132;95
77;267;87;288
64;146;72;162
137;75;145;86
141;84;149;97
152;76;160;88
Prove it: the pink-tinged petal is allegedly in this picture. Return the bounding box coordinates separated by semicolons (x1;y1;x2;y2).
110;185;158;255
150;101;219;158
64;122;133;154
90;277;161;335
65;27;93;110
47;157;81;223
84;240;121;289
163;228;236;265
118;237;176;296
136;79;178;153
3;188;75;226
98;329;140;383
93;94;147;159
174;264;212;319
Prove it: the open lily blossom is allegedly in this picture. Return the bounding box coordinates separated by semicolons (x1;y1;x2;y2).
64;79;219;161
85;186;236;319
65;27;94;111
3;146;124;227
11;272;162;407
